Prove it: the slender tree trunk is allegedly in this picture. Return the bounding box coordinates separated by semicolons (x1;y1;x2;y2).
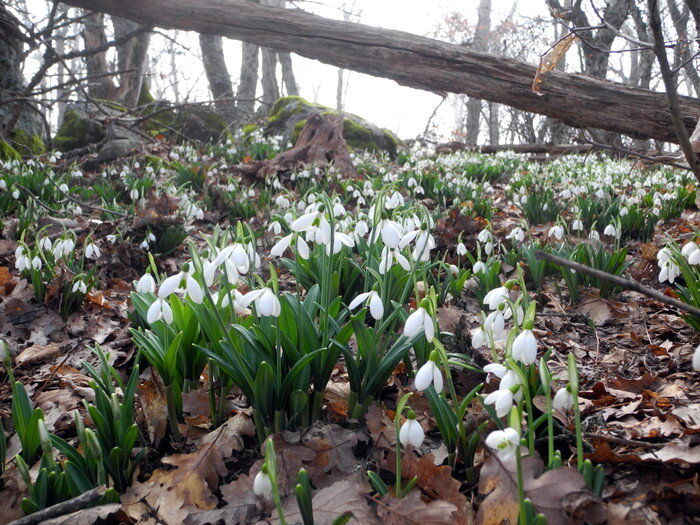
488;102;499;145
278;51;299;96
81;11;115;99
667;0;699;96
336;67;344;111
465;0;491;145
168;32;180;103
260;0;281;109
112;16;151;107
198;33;237;121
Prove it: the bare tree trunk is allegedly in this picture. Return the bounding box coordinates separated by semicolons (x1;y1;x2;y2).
54;5;70;123
237;43;259;120
60;0;700;143
168;32;180;103
198;33;237;121
112;16;151;107
667;0;699;96
278;51;299;96
81;11;115;99
260;0;281;109
488;102;499;145
336;67;344;111
465;0;491;145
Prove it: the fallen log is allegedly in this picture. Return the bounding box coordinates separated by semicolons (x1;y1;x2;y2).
59;0;700;144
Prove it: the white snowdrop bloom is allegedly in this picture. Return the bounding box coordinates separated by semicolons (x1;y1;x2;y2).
473;261;487;274
472;327;487;348
553;387;574;411
483;388;515;418
241;287;281;317
483;363;507;379
268;221;282;235
85;243;100;260
485;428;520;462
484;310;506;338
147;297;173;325
548;225;564;240
378;246;411;274
572;219;583;231
270;234;293;258
31;256;42;270
326;231;355;255
561;189;572;199
478;229;491;244
291;210;320;232
456;242;468;256
620;207;629;217
414;359;443;393
136;273;156;293
506;227;525;243
354;220;369;238
399;417;424;448
158;269;204;304
59;183;69;193
253;469;272;496
72;280;87;294
512;328;538;365
348;290;384;320
682;242;698;258
0;180;6;191
379;219;404;249
140;239;150;250
589;230;600;242
404;306;435;342
148;233;156;242
483;286;509;310
689;249;700;266
38;237;52;251
411;231;436;262
385;191;404;209
12;189;20;199
693;344;700;372
603;224;617;237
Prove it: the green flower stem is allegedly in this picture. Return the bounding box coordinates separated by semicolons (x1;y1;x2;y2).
515;445;527;523
165;384;182;442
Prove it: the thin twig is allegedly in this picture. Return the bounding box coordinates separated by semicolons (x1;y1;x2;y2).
577;137;692;171
8;486;107;525
534;250;700;319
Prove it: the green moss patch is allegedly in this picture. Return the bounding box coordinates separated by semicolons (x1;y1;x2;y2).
0;139;20;161
53;109;105;152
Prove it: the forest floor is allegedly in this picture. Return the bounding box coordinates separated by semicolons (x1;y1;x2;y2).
0;137;698;524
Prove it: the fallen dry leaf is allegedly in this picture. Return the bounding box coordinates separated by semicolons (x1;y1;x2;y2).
377;488;459;524
15;342;62;367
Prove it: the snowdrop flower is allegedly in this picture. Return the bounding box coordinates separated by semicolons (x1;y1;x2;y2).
59;183;69;193
404;304;435;342
414;355;443;393
553;387;574;411
158;266;204;304
12;189;20;199
484;428;520;462
85;242;100;260
477;229;491;244
241;287;281;317
472;327;487;348
31;256;42;270
140;239;150;250
483;285;509;310
506;227;524;243
483;363;507;379
136;273;156;293
693;344;700;372
473;261;487;274
456;242;468;256
15;253;30;272
399;412;424;448
268;221;282;235
572;219;583;231
147;298;173;324
348;290;384;320
385;191;404;209
106;234;116;244
378;246;411;274
0;179;6;190
130;188;140;201
72;280;87;294
378;219;404;249
38;237;52;251
483;387;515;418
253;467;272;496
484;309;506;338
588;230;600;242
548;225;564;240
512;323;537;365
603;224;617;238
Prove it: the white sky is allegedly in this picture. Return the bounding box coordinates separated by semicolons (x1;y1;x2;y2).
150;0;552;140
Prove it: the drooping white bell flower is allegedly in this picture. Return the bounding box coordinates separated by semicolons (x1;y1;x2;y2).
603;224;617;238
379;219;404;249
404;306;435;342
147;297;173;324
414;359;443;393
399;413;424;448
85;242;101;260
553;387;574;410
241;287;281;317
456;242;468;256
71;280;87;294
572;219;583;231
473;261;487;274
378;246;411;274
157;267;204;304
681;242;698;259
471;327;487;348
136;273;156;293
506;227;525;243
270;234;293;258
693;344;700;372
483;286;509;310
484;427;520;462
512;325;538;365
253;468;272;495
483;363;507;379
348;291;384;320
548;225;564;240
31;256;42;270
483;388;515;418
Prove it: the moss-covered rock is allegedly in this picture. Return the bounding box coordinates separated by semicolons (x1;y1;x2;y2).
265;96;400;159
0;139;20;161
53;109;105;152
11;128;45;156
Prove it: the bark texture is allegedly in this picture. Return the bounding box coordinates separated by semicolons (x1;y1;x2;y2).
198;33;237;121
465;0;491;145
59;0;700;143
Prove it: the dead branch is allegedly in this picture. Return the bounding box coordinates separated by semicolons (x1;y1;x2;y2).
7;486;107;525
535;250;700;319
